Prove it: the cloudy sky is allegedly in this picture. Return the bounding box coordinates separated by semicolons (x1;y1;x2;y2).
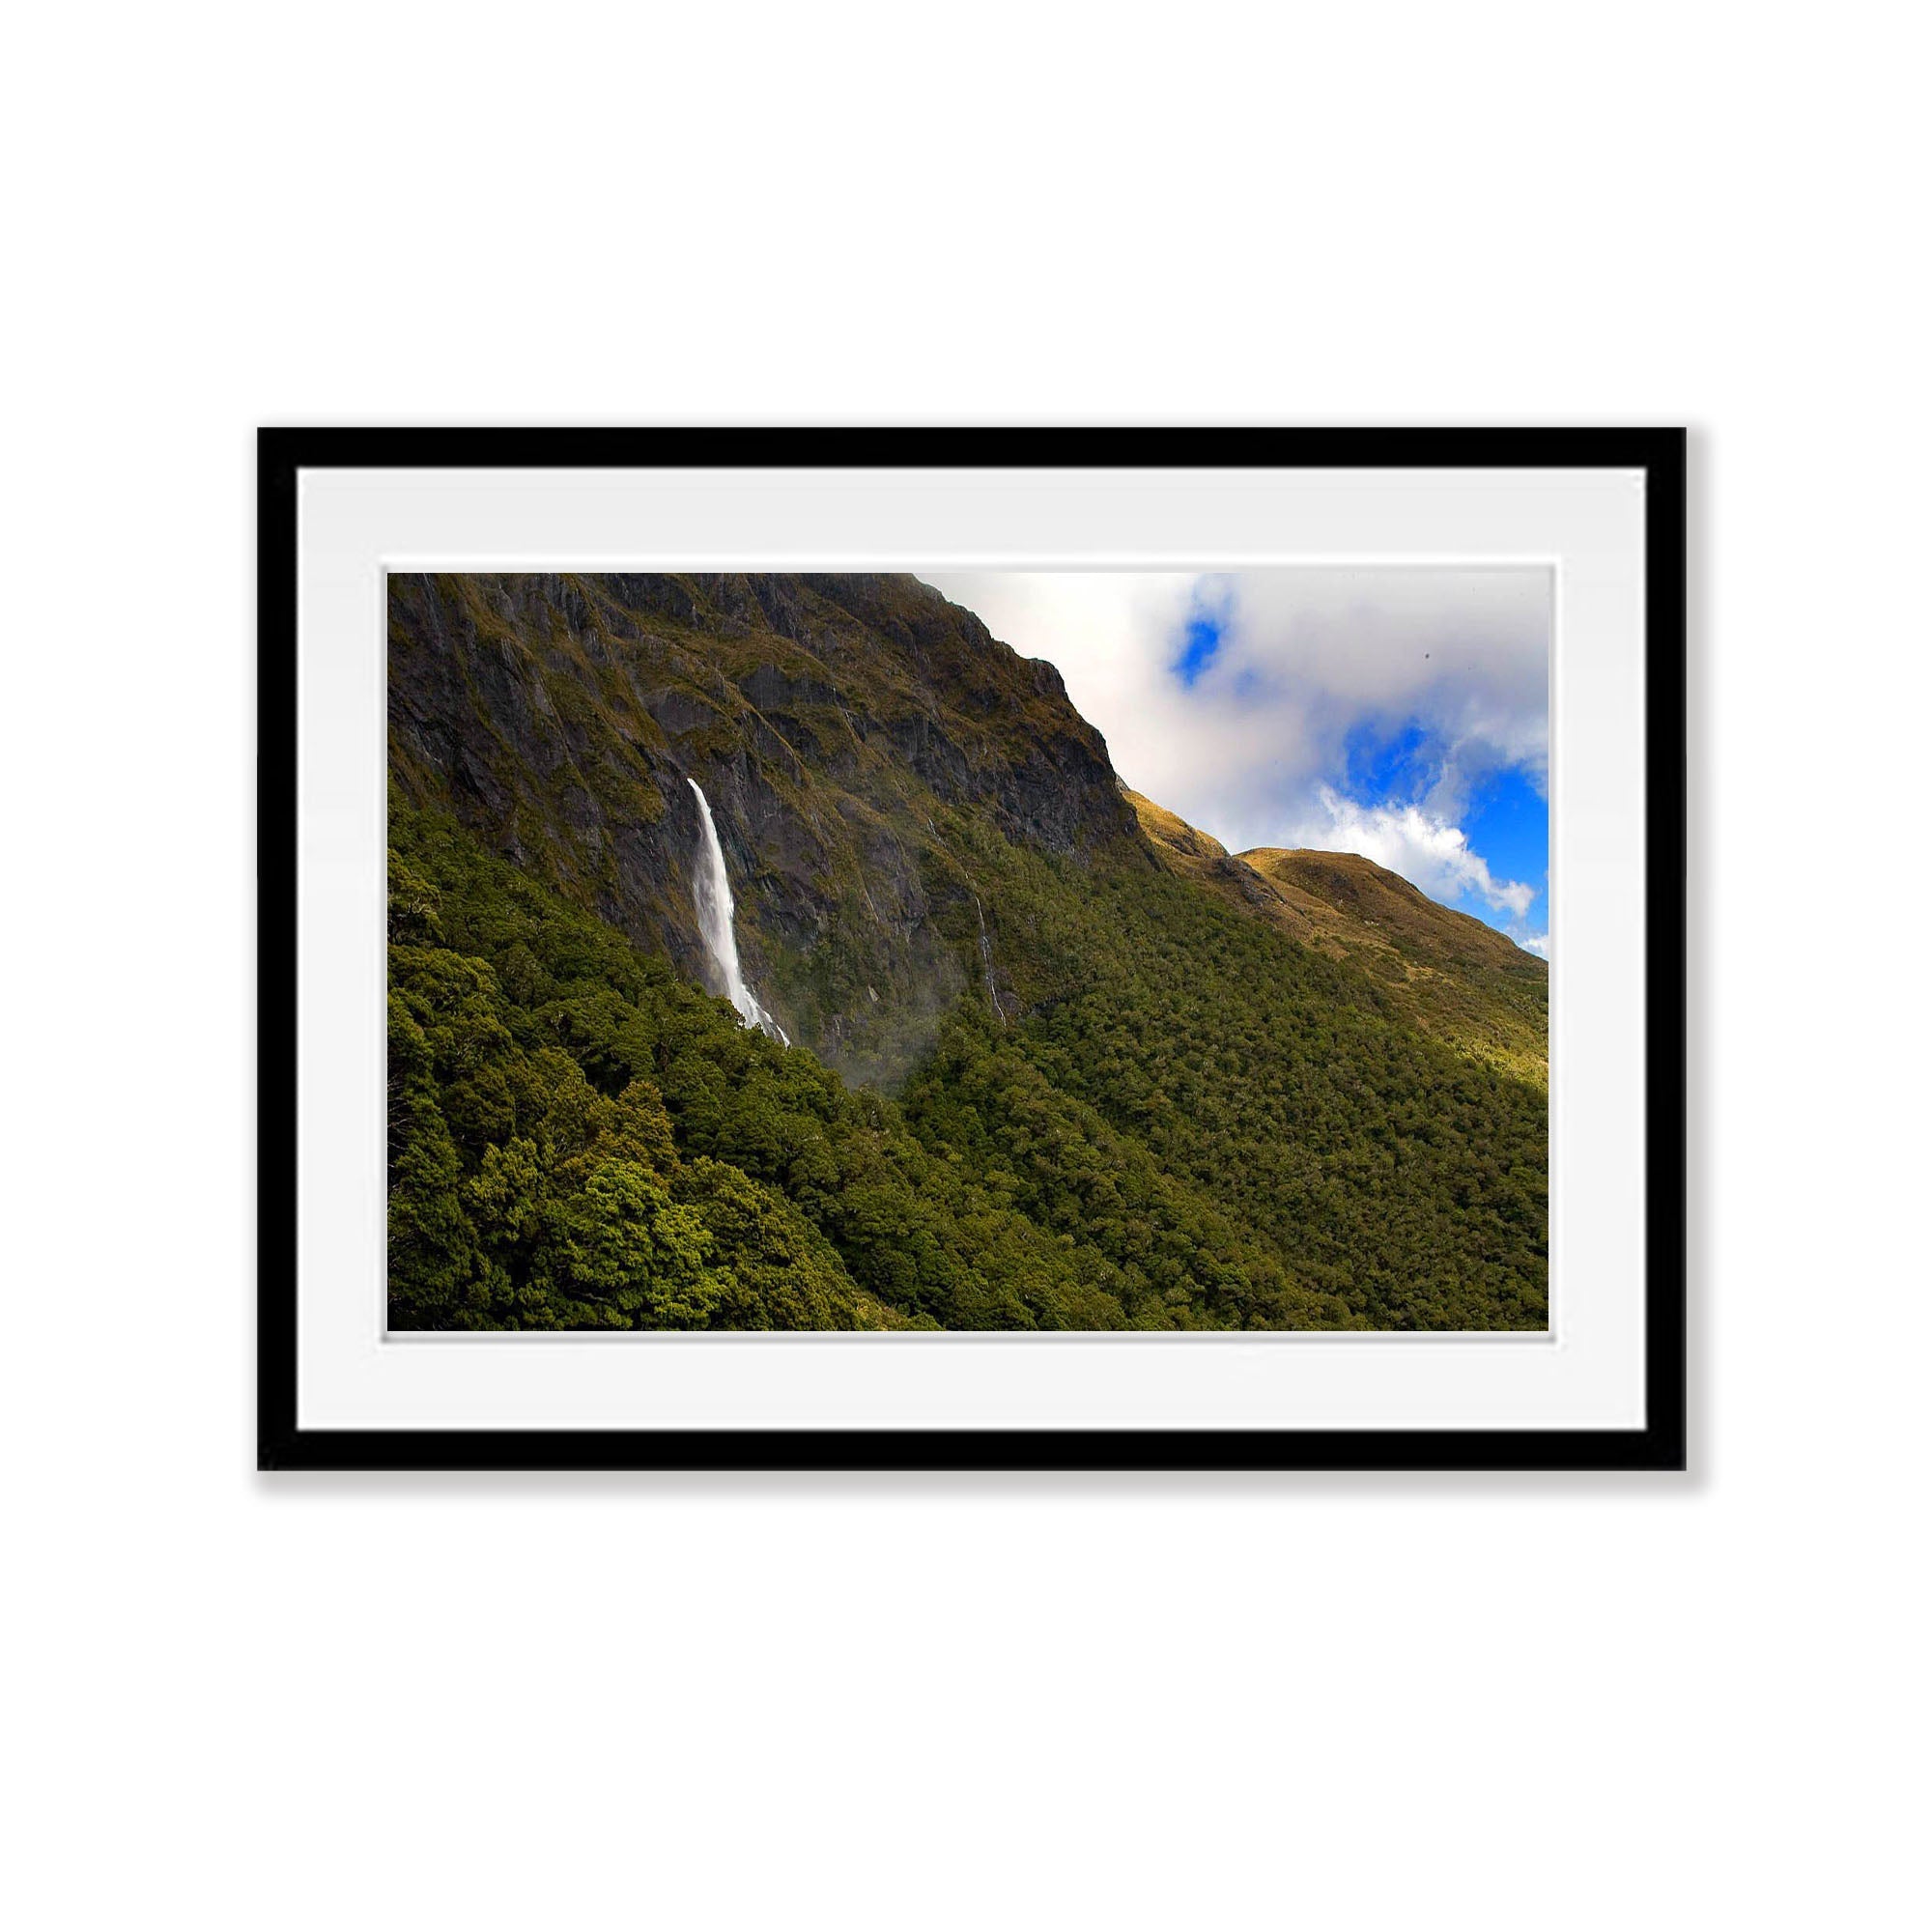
922;569;1550;957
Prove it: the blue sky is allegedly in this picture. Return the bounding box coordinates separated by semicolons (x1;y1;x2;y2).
922;569;1550;956
1458;767;1548;944
1333;718;1549;943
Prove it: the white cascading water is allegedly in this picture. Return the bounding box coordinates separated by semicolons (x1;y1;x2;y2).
687;780;788;1045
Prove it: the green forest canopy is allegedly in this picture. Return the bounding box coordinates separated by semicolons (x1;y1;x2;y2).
388;791;1547;1332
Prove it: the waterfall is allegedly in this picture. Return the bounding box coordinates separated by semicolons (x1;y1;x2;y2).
975;895;1008;1026
686;781;788;1045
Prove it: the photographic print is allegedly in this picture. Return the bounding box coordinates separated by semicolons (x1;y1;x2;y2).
386;564;1550;1335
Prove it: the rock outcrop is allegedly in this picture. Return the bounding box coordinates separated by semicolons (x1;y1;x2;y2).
388;572;1138;1084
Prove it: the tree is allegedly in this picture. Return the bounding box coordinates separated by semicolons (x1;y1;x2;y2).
543;1160;727;1328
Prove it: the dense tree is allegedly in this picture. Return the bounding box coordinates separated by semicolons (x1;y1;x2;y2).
385;793;1545;1332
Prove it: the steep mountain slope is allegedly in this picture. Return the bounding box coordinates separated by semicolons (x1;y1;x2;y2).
387;572;1548;1330
389;571;1130;1084
388;807;1345;1332
1124;789;1548;1086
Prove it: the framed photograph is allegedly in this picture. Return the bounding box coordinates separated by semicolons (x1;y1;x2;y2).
260;428;1685;1471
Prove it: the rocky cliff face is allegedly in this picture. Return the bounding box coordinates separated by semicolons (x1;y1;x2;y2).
388;572;1139;1083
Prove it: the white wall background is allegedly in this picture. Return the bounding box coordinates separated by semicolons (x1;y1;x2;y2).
5;4;1924;1927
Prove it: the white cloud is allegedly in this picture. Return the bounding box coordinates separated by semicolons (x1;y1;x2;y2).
1518;933;1551;959
1190;568;1550;835
922;567;1549;929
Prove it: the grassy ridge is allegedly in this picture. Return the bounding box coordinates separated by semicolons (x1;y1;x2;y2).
1125;788;1549;1088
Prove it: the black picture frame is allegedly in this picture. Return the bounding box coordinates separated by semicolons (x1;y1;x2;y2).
259;427;1686;1473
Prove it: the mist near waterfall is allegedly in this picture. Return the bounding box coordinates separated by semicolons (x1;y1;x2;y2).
687;780;789;1045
